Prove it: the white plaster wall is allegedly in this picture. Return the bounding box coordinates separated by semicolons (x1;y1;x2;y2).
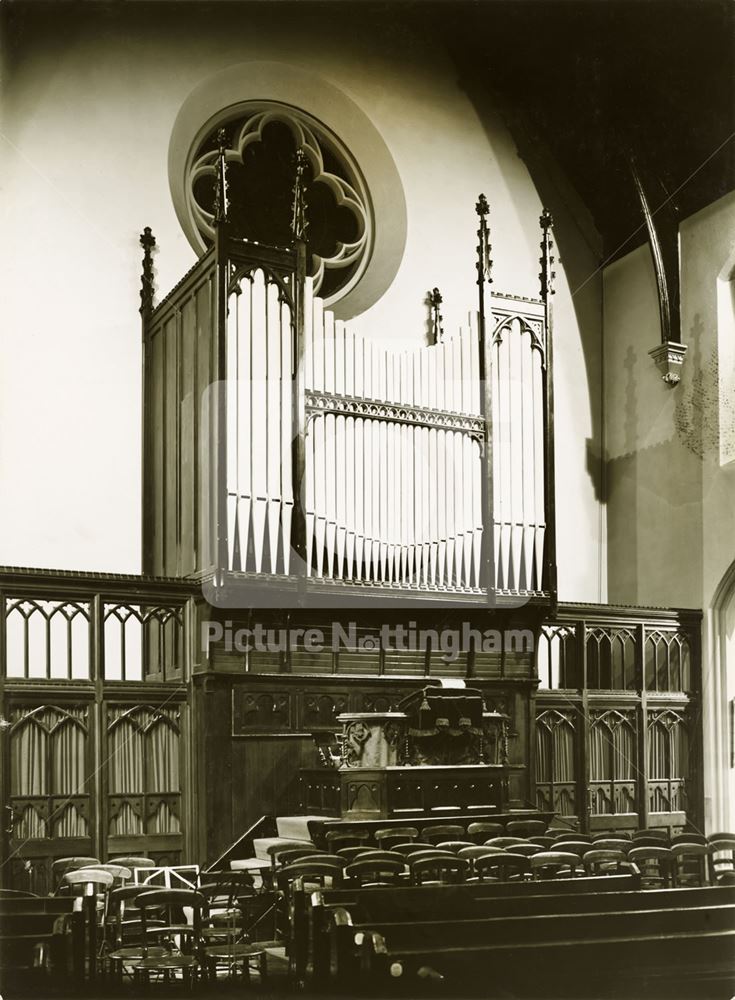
0;4;602;594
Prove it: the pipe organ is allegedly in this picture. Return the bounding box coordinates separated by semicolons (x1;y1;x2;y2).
141;171;557;602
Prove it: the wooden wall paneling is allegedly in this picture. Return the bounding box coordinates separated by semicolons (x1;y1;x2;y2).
231;736;317;840
164;315;180;577
180;295;197;578
151;329;165;576
196;278;214;575
202;680;234;863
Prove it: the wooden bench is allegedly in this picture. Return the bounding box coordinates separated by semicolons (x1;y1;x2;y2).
357;900;735;996
297;871;642;984
0;896;84;990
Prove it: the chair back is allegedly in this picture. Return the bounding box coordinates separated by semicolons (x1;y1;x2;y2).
590;838;632;854
483;837;526;849
109;856;155;869
274;848;328;867
506;819;546;838
346;850;404;865
345;858;405;886
374;827;419;848
53;856;101;891
136;888;205;952
87;863;132;884
551;840;590;857
627;846;674;888
477;851;533;882
421;824;465;845
671;832;708;845
530;851;583;879
276;860;343;891
336;846;373;862
632;829;669;843
709;831;735;843
529;836;556;848
467;821;504;842
458;845;506;861
709;837;735;883
592;830;632;841
410;855;469;885
553;832;592;844
511;842;543;856
63;868;115;891
391;842;436;856
435;841;476;853
324;830;370;850
583;849;628;875
671;843;710;887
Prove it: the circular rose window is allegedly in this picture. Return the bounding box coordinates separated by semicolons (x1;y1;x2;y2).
187;103;372;305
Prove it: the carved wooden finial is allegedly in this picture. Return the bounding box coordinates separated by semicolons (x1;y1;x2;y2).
475;194;493;287
429;287;444;344
539;208;556;300
291;147;309;243
213;128;229;225
139;227;156;316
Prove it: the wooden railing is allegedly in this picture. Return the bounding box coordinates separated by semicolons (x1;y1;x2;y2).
140;162;557;605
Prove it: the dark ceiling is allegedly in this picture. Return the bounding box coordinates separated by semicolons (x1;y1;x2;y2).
434;0;735;261
4;0;733;263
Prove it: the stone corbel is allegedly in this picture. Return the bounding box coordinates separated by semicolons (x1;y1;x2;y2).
648;341;688;386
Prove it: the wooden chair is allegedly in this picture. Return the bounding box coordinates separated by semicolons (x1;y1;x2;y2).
345;858;405;886
483;836;527;850
53;856;101;892
277;850;336;869
582;849;629;876
374;827;419;849
410;855;470;885
203;897;269;985
344;850;404;866
627;846;674;888
457;846;506;877
467;821;504;842
134;888;205;989
671;843;710;887
63;868;115;978
529;851;584;879
107;884;168;982
266;840;318;872
506;819;547;838
708;836;735;883
421;824;466;845
325;829;371;851
474;852;532;883
435;840;476;853
592;830;632;841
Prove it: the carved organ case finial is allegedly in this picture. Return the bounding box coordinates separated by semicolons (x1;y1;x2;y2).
139;227;156;317
539;208;555;301
429;287;444;344
213;128;229;225
475;194;493;288
291;147;309;244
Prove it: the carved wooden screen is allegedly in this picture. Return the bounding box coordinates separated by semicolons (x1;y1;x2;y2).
647;709;689;815
535;709;576;820
106;705;183;865
7;705;93;894
588;709;637;817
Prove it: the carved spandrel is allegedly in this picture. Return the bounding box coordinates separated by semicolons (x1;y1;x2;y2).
233;691;292;733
